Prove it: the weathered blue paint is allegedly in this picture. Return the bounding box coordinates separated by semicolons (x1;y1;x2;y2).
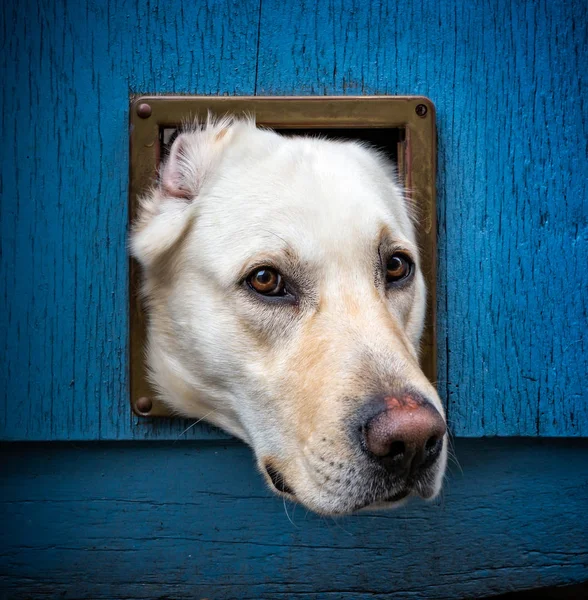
0;2;586;594
1;439;587;599
1;0;260;441
255;0;588;437
2;0;586;441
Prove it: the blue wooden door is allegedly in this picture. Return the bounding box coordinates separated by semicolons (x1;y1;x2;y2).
2;0;587;598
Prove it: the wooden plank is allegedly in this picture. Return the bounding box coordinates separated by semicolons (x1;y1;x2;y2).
1;439;587;598
0;0;260;441
1;0;586;440
256;0;588;436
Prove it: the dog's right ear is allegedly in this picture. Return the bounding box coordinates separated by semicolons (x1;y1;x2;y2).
130;118;235;269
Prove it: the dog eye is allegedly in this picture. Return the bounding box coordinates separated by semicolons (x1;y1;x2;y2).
385;253;413;285
247;267;286;296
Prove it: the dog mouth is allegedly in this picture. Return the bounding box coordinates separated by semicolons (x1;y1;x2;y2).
352;489;411;512
381;488;412;503
350;474;437;512
264;460;438;514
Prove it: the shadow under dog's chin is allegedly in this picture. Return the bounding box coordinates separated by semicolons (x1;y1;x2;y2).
280;481;443;516
357;497;411;513
349;482;441;514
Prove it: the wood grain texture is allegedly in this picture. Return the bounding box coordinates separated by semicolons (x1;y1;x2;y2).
1;0;586;439
0;0;258;441
1;439;587;599
256;0;588;436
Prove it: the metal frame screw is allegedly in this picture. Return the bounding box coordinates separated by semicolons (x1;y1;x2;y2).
415;104;428;118
136;396;153;413
136;103;152;119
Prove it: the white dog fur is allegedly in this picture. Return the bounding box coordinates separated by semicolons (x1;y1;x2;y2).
131;116;447;515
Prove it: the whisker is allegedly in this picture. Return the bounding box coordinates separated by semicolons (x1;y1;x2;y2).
260;228;290;247
447;454;463;474
174;410;218;442
283;497;299;528
446;447;463;475
444;430;463;475
330;516;353;536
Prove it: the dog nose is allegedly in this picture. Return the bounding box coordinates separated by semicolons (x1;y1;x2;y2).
362;395;446;475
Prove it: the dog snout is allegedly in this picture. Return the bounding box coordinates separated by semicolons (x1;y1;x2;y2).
361;394;446;476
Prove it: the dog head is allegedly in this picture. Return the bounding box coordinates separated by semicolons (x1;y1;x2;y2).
131;116;447;515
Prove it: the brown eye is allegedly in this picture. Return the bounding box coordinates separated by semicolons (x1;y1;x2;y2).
385;253;413;284
248;267;286;296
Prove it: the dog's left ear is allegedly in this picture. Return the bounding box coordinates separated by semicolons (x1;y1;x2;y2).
130;118;236;269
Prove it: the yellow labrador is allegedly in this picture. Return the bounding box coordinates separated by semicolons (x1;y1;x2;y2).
131;117;447;515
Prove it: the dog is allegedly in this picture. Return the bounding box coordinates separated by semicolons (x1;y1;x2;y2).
130;116;447;515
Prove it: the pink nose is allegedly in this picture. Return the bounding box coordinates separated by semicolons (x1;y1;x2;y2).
363;395;446;475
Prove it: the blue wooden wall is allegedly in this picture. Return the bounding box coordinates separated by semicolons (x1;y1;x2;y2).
1;0;587;597
1;440;587;599
2;0;586;441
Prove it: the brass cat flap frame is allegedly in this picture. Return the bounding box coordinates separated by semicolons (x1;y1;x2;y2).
129;96;437;417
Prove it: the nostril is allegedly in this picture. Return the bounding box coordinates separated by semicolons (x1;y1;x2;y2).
425;436;438;450
425;436;443;461
388;441;405;459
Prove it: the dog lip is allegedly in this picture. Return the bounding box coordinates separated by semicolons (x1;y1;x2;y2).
352;488;410;512
414;482;438;500
383;489;411;503
410;472;439;499
351;470;437;511
264;462;295;496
